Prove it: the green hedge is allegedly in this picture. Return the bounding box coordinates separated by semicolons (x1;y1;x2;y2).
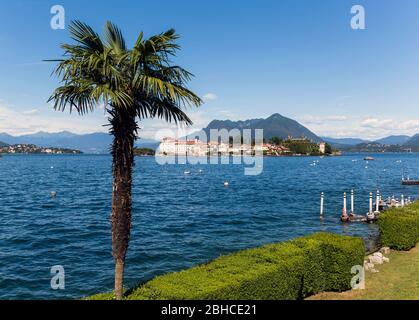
378;202;419;250
89;232;364;300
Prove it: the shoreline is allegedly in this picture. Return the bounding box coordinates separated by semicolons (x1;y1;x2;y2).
88;202;419;300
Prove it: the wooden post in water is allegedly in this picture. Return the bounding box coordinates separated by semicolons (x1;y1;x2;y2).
320;192;324;217
351;189;355;214
343;192;347;215
369;192;373;214
375;190;380;213
341;192;350;222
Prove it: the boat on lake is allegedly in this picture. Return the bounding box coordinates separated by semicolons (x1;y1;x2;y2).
364;157;375;161
402;178;419;185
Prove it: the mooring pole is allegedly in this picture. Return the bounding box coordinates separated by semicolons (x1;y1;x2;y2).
320;192;324;217
351;189;355;214
369;192;373;214
343;192;347;215
401;194;405;207
376;190;380;212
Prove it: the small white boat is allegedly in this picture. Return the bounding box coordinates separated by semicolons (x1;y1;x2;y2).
184;171;191;175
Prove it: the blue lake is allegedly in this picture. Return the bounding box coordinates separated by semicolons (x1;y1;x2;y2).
0;153;418;299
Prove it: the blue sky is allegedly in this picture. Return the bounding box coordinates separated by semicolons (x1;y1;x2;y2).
0;0;419;139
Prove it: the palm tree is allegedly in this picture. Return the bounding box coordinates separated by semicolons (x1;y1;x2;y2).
48;21;202;300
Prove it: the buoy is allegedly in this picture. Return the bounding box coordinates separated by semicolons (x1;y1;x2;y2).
224;182;229;187
51;191;57;198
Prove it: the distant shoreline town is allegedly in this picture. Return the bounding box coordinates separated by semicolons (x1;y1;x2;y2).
0;144;82;155
1;114;418;154
158;136;337;157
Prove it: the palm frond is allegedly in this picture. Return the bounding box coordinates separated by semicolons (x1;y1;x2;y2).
69;20;104;53
48;22;202;125
104;21;126;52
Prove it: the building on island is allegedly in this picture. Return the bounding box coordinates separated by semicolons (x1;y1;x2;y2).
158;138;302;156
319;142;326;154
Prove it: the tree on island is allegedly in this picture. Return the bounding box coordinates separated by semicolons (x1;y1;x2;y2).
325;143;333;155
48;21;201;299
268;137;283;145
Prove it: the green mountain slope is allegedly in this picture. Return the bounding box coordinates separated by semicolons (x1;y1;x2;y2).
196;113;321;142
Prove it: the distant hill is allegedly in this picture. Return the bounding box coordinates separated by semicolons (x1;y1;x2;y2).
321;137;368;149
193;113;321;142
344;140;419;153
344;142;406;153
403;134;419;148
0;132;110;154
375;135;411;145
0;141;8;148
0;132;159;154
324;135;417;151
321;137;367;146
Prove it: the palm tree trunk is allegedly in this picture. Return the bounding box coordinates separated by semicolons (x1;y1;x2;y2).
110;108;137;300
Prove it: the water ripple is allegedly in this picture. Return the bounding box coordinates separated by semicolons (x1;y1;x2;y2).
0;153;418;299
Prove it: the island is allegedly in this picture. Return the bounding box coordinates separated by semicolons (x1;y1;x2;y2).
0;144;82;154
134;148;155;156
158;136;335;157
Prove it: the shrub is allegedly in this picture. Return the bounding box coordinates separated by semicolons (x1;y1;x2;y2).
89;232;364;300
291;233;365;296
378;202;419;250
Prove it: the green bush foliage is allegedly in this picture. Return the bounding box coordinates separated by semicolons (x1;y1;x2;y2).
378;202;419;250
89;232;364;300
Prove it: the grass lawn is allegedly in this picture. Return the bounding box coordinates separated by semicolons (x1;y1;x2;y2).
307;245;419;300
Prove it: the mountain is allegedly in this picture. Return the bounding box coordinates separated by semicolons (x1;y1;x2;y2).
0;141;8;148
375;135;411;145
321;137;367;146
403;134;419;148
323;135;416;151
344;142;410;153
194;113;321;142
0;131;160;154
0;131;79;148
136;139;160;150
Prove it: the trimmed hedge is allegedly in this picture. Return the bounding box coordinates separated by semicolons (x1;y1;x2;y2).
89;232;364;300
378;202;419;250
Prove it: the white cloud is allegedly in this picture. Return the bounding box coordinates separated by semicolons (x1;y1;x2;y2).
0;103;107;135
139;109;212;140
203;93;218;103
298;115;349;125
299;114;419;140
360;117;419;132
21;109;40;116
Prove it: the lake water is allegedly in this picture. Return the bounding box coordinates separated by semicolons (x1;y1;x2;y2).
0;153;418;300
